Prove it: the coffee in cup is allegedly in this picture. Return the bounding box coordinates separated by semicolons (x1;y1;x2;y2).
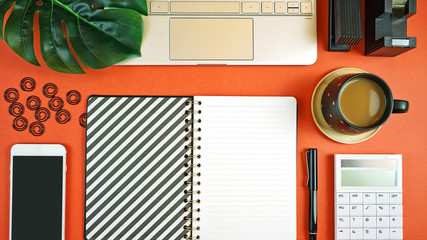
321;73;408;134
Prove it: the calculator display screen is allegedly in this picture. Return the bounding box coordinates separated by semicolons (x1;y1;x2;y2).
341;170;397;186
341;159;397;168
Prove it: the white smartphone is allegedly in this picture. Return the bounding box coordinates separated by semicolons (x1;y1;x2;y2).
10;144;67;240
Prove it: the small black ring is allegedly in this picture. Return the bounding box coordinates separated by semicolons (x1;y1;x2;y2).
9;102;25;117
79;113;87;128
42;83;58;98
35;107;51;122
4;88;19;103
26;95;42;110
56;109;71;124
66;90;81;105
20;77;36;92
29;121;45;136
48;96;64;111
13;116;28;131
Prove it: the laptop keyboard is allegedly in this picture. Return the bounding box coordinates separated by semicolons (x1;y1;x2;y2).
150;1;312;15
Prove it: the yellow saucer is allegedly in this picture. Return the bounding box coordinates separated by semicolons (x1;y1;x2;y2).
311;68;381;144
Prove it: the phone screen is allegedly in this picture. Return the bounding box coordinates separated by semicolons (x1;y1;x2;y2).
11;156;64;240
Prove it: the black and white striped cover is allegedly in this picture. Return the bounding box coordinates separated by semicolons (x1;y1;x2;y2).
85;96;194;240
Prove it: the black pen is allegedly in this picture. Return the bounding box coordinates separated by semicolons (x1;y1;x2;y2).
307;148;318;240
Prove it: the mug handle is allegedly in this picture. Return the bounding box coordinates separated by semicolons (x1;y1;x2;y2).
392;100;409;113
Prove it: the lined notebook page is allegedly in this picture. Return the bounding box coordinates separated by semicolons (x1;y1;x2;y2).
194;96;297;240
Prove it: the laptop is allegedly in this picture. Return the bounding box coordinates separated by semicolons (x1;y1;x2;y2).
121;0;317;65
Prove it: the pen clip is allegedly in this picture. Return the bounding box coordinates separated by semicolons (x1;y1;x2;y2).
306;151;310;187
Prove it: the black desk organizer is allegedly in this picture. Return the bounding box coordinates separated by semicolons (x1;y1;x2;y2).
365;0;417;56
329;0;363;51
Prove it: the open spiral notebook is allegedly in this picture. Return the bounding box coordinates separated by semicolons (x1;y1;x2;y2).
84;96;297;240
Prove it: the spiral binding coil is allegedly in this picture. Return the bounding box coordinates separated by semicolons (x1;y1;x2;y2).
183;99;202;240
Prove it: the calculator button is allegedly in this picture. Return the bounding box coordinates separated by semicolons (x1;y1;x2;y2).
363;228;376;239
336;228;350;239
337;217;350;228
363;205;376;216
390;228;403;239
390;205;403;216
363;217;376;228
377;217;390;228
377;228;390;239
349;228;363;239
350;217;363;228
337;193;350;204
350;193;363;204
377;193;390;204
350;205;362;216
377;205;390;216
390;217;403;227
390;193;402;204
363;193;376;204
337;205;349;216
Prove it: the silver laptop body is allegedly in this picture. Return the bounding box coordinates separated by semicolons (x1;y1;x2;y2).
122;0;317;65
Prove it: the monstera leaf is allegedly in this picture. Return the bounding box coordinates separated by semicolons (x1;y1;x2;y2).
0;0;147;73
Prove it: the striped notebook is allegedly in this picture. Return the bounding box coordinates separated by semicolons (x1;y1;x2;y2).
84;96;297;240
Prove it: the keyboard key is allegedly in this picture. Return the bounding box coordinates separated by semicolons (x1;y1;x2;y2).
377;205;390;216
377;217;390;228
377;228;390;239
350;228;363;239
261;1;273;13
363;205;376;216
337;193;350;204
390;193;402;204
390;217;403;228
377;193;390;204
337;228;350;239
287;8;298;14
350;193;363;204
390;205;403;216
170;1;240;13
350;217;363;228
300;2;312;14
274;2;286;13
363;228;377;239
337;217;350;228
287;1;299;8
390;228;403;239
337;205;349;216
242;1;260;13
364;217;376;228
350;205;363;216
363;193;376;204
151;1;169;13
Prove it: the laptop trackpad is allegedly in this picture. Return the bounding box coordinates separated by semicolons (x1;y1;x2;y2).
170;18;253;60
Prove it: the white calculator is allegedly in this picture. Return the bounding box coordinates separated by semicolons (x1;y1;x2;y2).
335;154;403;240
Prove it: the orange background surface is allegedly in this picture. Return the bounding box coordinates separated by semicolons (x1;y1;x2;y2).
1;1;426;239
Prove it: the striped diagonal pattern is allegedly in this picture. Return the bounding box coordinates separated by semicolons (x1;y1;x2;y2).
85;96;193;240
